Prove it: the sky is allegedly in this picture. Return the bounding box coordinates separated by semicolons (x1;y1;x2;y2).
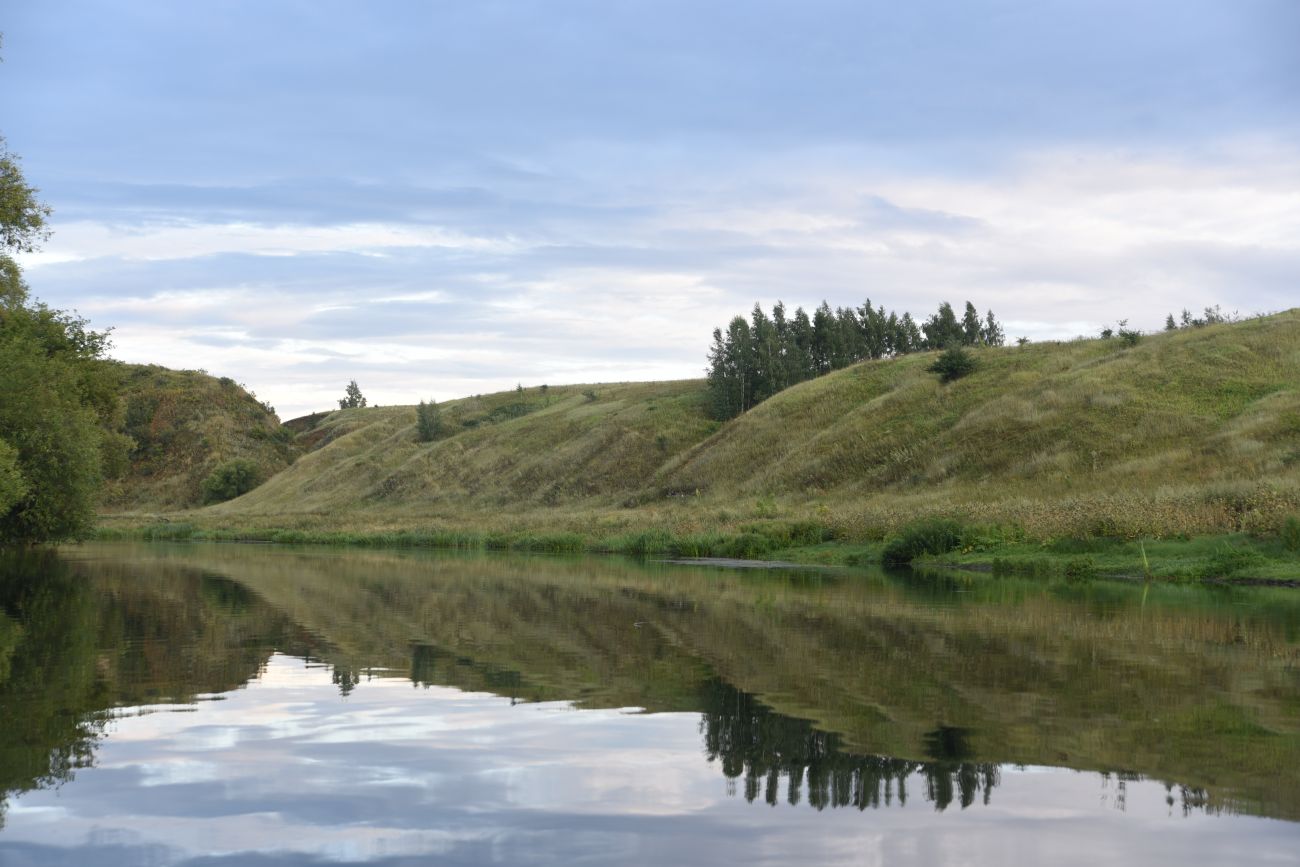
4;1;1298;418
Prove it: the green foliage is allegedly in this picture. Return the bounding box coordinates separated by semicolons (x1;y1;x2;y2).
0;138;127;545
706;298;1001;419
1282;516;1300;552
415;399;441;442
338;380;366;409
1195;542;1264;579
1116;320;1142;346
0;142;52;254
927;345;978;383
111;364;294;510
201;459;262;504
1063;556;1097;580
0;438;25;515
0;308;117;544
881;518;965;566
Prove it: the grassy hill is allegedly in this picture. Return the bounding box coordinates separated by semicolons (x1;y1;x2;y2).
103;364;297;510
106;311;1300;570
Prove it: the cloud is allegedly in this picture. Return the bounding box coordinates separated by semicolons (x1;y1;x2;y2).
5;2;1297;417
17;138;1298;418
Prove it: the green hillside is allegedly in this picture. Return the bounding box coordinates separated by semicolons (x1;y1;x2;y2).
107;311;1300;571
103;364;297;510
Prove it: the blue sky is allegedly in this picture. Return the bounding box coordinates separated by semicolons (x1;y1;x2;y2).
5;1;1298;417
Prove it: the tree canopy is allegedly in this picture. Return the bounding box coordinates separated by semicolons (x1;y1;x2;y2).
338;380;367;409
706;298;1003;419
0;138;125;545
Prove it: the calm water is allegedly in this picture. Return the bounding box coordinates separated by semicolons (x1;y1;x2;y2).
0;543;1297;866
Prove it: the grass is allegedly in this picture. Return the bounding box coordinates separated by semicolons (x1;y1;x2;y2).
937;532;1300;582
96;519;864;564
104;363;294;510
98;311;1300;579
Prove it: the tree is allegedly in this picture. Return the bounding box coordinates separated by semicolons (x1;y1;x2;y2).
980;310;1005;347
961;302;983;346
338;380;366;409
415;399;441;442
0;140;51;254
0;135;125;545
922;302;963;349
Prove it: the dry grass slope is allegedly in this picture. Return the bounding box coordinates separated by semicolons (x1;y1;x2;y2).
105;364;296;510
131;310;1300;542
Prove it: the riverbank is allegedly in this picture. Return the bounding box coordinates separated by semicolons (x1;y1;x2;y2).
94;512;1300;583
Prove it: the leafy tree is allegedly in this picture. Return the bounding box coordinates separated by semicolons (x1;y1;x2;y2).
961;302;983;345
0;140;51;254
338;379;366;409
0;136;125;544
980;310;1005;346
922;302;963;349
0;439;25;516
200;459;260;504
415;399;441;442
1165;314;1177;331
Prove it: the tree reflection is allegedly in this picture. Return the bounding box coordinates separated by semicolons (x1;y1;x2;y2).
0;551;292;827
0;550;110;829
699;679;1000;811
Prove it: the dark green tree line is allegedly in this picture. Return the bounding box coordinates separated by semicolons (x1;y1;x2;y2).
707;298;1003;419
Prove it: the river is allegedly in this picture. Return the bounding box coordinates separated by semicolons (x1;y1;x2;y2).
0;542;1296;865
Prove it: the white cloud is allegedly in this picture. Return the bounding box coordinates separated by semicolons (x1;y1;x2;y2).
19;141;1299;418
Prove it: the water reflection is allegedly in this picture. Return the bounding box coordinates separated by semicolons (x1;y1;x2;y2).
698;681;996;811
0;542;1297;864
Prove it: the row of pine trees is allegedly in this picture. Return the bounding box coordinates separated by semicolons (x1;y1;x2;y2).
706;299;1004;419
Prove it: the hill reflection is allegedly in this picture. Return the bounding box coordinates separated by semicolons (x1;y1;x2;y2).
1;543;1295;828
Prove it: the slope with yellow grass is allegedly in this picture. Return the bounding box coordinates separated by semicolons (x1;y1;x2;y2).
112;311;1300;554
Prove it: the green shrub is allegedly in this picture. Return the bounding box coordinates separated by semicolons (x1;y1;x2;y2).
415;399;441;442
1197;543;1264;579
881;518;965;566
1282;515;1300;552
927;346;978;383
1063;557;1097;580
201;459;261;504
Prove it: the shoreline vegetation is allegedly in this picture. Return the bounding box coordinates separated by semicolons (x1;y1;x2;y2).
95;308;1300;584
92;519;1300;584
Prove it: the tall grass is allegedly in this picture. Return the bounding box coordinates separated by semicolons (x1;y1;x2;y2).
102;311;1300;555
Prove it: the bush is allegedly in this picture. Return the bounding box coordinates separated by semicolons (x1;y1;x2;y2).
201;459;261;504
927;346;977;383
1196;543;1264;579
1282;515;1300;552
881;517;965;566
